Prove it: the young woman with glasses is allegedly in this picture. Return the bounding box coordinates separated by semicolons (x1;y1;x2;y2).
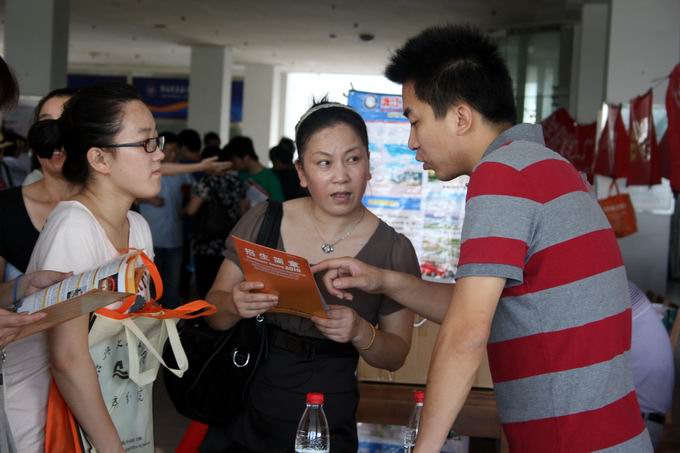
2;83;163;452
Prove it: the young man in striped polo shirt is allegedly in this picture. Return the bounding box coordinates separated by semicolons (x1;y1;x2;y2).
313;25;652;452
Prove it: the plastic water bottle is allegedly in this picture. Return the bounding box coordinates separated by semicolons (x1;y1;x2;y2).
295;392;330;453
403;390;425;452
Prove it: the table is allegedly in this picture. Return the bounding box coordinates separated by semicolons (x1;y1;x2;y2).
357;382;508;452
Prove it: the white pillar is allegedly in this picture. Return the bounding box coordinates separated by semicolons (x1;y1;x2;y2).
188;46;233;142
242;64;281;163
604;0;680;294
572;3;609;123
4;0;69;96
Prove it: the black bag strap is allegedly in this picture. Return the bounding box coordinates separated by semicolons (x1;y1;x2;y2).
255;200;283;248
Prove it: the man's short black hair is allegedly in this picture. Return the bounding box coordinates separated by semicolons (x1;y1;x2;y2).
385;24;517;125
269;145;293;166
178;129;202;152
204;131;220;145
224;135;258;161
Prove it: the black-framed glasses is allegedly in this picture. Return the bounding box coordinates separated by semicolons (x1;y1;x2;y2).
101;136;165;153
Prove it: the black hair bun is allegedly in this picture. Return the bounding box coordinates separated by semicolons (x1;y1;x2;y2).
28;119;62;158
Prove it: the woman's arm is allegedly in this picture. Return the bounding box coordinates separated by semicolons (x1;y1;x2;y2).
49;315;124;453
161;157;231;176
312;306;413;371
183;195;204;217
355;308;413;370
206;259;280;330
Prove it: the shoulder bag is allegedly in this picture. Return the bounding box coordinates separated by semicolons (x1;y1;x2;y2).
163;200;283;427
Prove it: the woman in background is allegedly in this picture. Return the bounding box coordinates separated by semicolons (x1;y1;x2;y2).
184;145;247;298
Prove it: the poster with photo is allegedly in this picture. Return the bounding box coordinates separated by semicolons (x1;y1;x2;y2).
348;90;468;282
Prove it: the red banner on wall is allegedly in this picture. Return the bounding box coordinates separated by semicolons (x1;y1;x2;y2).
542;108;576;155
574;123;596;174
627;90;661;186
594;104;630;178
542;109;595;174
667;63;680;191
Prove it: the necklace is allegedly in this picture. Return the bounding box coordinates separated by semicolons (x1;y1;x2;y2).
311;208;366;254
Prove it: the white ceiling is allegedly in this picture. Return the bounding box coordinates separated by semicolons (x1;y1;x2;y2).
2;0;583;76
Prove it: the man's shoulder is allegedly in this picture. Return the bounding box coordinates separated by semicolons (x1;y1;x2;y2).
479;140;566;172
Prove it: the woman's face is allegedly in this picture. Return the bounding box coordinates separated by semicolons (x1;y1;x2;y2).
103;100;164;199
37;95;70;176
296;123;370;216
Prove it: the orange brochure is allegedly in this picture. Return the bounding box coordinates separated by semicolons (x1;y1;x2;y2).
233;236;328;319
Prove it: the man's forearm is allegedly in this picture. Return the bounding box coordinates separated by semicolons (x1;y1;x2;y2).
381;271;453;323
414;276;503;452
414;328;486;452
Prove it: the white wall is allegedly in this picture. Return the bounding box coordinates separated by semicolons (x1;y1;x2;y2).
602;0;680;294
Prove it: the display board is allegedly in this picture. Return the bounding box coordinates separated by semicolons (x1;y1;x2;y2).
348;90;468;282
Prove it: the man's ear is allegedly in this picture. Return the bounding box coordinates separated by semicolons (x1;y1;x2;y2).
452;103;474;135
86;147;112;175
295;159;309;188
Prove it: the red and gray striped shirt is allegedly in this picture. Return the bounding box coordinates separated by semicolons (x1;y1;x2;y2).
456;124;651;452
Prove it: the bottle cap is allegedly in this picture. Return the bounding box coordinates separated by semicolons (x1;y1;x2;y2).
306;392;324;405
413;390;425;403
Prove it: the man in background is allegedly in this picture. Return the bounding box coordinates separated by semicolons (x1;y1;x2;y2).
203;131;221;148
226;135;284;202
270;140;305;200
178;129;202;162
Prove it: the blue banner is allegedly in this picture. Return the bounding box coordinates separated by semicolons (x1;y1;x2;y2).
133;77;189;119
231;80;243;123
347;90;407;122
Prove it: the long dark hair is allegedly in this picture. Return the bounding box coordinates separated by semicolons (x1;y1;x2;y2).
0;56;19;113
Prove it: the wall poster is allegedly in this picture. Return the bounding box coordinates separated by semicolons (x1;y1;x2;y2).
348;90;467;282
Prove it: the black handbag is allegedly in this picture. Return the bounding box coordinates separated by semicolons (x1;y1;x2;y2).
163;200;283;427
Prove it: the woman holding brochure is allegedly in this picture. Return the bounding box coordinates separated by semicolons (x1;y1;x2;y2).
0;84;230;451
203;100;420;452
3;82;165;452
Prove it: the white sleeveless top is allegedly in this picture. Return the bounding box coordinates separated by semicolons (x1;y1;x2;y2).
4;201;153;452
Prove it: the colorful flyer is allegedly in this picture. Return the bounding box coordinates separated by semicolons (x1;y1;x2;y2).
233;236;328;319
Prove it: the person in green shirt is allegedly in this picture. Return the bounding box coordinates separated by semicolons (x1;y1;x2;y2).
224;135;284;202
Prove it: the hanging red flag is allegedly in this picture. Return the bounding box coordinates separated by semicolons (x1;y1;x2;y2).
666;63;680;191
542;109;595;175
594;104;629;178
574;122;597;174
542;108;576;158
628;90;661;185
